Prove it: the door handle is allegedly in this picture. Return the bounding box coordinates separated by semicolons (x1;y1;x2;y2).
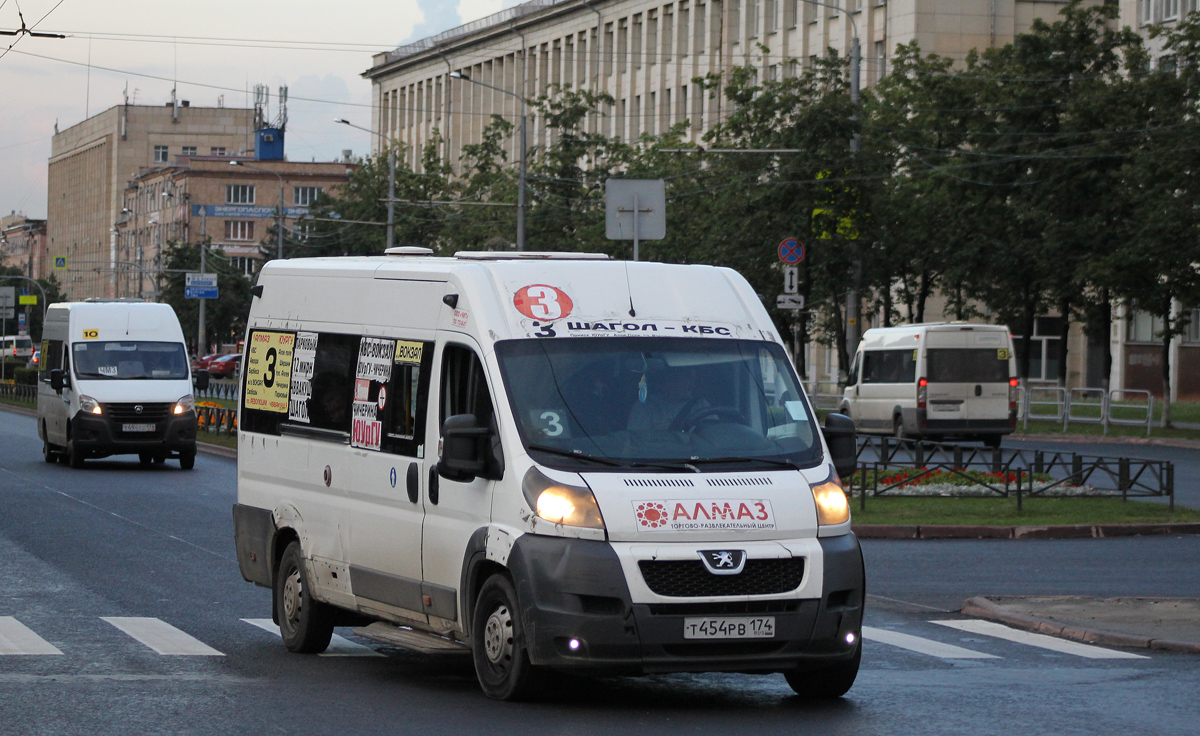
428;464;440;505
975;385;982;397
406;462;419;504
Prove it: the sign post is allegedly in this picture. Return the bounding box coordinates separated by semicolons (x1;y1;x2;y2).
606;179;666;262
0;286;13;383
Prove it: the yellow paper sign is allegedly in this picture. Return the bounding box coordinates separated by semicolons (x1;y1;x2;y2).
998;348;1010;360
244;330;295;414
19;295;37;305
394;340;424;365
83;329;99;339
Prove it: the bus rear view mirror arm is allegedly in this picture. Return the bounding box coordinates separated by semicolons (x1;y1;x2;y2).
822;413;857;480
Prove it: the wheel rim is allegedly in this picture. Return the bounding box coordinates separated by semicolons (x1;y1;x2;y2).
282;567;302;628
483;603;514;669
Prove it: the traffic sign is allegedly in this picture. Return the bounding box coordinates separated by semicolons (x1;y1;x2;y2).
19;294;37;306
783;266;799;295
53;256;67;269
185;272;219;300
776;294;805;310
777;238;805;264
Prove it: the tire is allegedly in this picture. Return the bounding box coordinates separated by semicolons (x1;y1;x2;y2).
472;574;538;701
67;437;85;469
139;453;153;467
43;435;58;464
178;451;195;470
785;640;862;699
892;415;906;441
983;435;1002;449
274;541;334;653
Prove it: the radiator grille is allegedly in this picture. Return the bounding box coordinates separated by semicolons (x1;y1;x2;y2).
105;402;171;421
638;558;804;597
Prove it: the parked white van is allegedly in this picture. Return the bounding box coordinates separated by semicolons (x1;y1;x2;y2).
234;251;864;701
37;300;200;468
840;323;1018;447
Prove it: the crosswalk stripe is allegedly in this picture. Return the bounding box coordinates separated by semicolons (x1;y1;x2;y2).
0;617;64;655
863;625;999;659
241;619;382;657
101;617;223;656
931;620;1150;659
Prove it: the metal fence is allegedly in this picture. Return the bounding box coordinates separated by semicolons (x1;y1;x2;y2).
0;382;36;404
850;436;1174;511
196;405;238;435
1018;386;1154;436
196;381;240;402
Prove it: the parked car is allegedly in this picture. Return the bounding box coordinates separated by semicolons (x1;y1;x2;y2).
193;353;219;371
207;353;242;378
27;349;40;369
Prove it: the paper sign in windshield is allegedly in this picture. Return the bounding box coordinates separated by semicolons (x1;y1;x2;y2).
245;331;295;414
633;499;776;532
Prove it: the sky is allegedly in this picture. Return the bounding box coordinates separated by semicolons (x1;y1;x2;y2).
0;0;525;220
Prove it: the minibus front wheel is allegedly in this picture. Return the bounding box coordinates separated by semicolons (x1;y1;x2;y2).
472;574;539;701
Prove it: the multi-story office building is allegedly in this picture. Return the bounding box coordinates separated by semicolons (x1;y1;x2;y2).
48;101;256;300
114;155;356;300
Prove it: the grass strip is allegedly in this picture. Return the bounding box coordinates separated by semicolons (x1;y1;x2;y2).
851;496;1200;526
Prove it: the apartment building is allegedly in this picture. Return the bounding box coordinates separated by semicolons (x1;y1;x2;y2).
0;213;48;281
48;101;256;300
114;156;356;299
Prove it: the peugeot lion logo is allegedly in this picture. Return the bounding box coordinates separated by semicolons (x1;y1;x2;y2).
134;405;144;415
699;549;747;575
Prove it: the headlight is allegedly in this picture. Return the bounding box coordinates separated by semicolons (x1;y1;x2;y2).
174;394;195;415
79;395;102;415
811;479;850;526
521;467;605;530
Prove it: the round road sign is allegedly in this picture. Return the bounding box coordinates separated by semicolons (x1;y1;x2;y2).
778;238;805;264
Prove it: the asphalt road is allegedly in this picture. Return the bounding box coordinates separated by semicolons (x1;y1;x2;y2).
2;408;1198;735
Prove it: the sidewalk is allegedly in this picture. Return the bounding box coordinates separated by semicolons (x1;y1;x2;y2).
962;596;1200;654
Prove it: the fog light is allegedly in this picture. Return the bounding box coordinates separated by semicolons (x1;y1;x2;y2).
568;638;581;651
846;632;857;645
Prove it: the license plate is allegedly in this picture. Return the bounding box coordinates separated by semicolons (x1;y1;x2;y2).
683;616;775;640
122;423;156;432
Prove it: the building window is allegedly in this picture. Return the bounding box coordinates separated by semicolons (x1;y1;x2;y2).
226;185;255;205
1128;310;1164;344
765;0;776;33
875;40;887;82
153;145;168;163
1166;0;1181;20
1141;0;1154;25
786;0;798;27
664;7;674;62
730;0;741;43
224;220;255;241
1184;308;1200;343
211;147;227;156
293;187;323;207
1013;317;1064;382
232;256;257;275
848;0;862;11
181;146;197;157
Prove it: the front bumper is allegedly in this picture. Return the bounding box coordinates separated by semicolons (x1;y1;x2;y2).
506;533;864;675
70;409;197;457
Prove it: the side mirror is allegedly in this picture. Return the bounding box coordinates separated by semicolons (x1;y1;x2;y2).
822;413;857;480
439;414;490;480
194;369;210;392
50;369;65;393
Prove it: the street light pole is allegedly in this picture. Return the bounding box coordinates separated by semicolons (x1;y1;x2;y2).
230;160;286;260
450;71;527;251
335;118;395;251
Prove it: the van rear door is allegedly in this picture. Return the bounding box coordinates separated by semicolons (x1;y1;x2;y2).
924;330;1011;422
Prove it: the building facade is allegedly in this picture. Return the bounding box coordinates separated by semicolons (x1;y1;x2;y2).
0;213;48;281
48;101;256;300
114;156;356;299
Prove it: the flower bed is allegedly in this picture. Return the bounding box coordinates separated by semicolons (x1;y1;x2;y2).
851;466;1107;497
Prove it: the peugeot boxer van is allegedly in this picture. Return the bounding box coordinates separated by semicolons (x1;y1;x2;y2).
2;335;34;361
840;323;1018;446
234;251;863;701
37;301;199;468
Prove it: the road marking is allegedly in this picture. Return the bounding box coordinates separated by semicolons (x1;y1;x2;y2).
932;620;1150;659
101;617;223;656
242;618;381;657
863;625;999;659
0;617;64;655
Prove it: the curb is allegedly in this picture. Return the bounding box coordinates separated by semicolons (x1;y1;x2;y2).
1;402;236;460
961;596;1200;654
854;523;1200;540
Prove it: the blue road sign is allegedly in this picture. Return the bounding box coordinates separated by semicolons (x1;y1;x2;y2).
778;238;805;264
185;286;219;299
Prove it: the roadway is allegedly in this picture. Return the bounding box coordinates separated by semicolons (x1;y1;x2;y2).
1;408;1197;735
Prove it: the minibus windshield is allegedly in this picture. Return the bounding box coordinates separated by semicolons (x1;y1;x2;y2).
72;341;189;380
495;338;822;471
926;348;1010;383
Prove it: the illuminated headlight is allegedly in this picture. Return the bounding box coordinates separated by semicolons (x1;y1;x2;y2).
79;395;102;415
811;479;850;526
521;467;605;530
173;395;195;415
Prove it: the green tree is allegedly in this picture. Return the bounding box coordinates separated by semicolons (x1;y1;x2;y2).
158;239;253;354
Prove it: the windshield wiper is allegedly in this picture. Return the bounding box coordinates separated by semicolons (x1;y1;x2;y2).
681;456;802;470
527;444;621;466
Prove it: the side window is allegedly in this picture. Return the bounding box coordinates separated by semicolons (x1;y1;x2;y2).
41;339;63;375
307;333;360;433
847;352;861;386
862;349;917;384
241;330;299;435
385;340;432;457
440;344;495;428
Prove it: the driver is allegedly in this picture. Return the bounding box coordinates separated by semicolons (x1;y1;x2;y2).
627;364;710;432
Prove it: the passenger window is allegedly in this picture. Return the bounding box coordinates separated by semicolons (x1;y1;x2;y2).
440;344;495;428
861;349;917;384
385;340;432;456
306;333;360;433
241;330;361;436
41;340;63;375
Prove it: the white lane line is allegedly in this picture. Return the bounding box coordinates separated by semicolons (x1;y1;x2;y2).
862;625;999;659
101;617;223;656
241;618;381;657
932;620;1150;659
0;617;64;655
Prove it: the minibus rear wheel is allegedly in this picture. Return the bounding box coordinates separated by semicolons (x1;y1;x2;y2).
472;574;538;701
275;541;334;653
